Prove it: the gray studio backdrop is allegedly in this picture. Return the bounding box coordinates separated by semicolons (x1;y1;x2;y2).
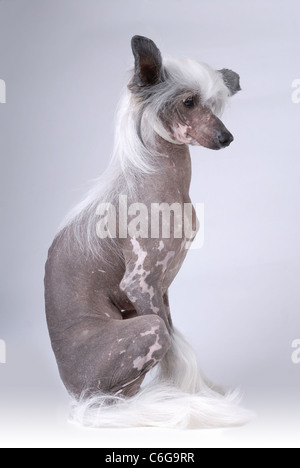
0;0;299;428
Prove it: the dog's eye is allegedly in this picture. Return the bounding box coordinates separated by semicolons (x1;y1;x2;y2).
183;96;195;108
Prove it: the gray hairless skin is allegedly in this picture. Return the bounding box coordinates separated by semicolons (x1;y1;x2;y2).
45;36;241;399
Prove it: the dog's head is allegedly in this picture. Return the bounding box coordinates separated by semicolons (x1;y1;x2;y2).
129;35;241;150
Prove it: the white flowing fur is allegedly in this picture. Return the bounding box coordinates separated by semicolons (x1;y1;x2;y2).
70;328;252;429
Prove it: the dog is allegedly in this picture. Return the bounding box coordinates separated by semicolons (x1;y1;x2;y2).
45;36;249;428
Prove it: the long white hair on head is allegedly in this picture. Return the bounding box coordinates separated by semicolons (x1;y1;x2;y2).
69;327;253;429
58;58;230;261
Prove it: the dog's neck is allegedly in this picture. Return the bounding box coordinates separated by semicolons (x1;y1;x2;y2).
152;132;192;200
135;112;193;199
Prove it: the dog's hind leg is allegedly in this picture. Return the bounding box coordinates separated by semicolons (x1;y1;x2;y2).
51;306;171;399
103;314;171;397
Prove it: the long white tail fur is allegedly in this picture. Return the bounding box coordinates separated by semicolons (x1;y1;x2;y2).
70;328;253;429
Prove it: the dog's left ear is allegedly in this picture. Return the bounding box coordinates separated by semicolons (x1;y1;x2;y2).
131;35;164;87
219;69;241;96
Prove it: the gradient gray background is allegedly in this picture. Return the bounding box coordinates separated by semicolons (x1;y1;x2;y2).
0;0;299;447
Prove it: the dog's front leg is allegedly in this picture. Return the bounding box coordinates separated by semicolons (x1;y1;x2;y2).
120;240;172;333
121;280;171;333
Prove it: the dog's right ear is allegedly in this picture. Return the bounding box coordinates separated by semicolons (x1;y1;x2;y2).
130;36;164;88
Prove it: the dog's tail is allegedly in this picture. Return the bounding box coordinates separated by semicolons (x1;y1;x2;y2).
70;328;253;429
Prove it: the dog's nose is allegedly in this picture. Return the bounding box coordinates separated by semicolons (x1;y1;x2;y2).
217;131;234;148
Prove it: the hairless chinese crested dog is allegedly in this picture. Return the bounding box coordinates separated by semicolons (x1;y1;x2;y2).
45;36;250;428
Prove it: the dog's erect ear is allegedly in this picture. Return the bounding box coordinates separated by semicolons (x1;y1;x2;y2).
131;36;163;87
219;69;241;96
